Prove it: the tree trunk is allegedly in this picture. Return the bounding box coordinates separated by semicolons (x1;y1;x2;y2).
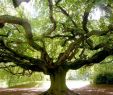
39;67;79;95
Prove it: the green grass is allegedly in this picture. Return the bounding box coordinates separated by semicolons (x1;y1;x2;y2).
10;81;42;88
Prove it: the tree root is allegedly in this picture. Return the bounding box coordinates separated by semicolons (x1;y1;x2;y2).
39;89;80;95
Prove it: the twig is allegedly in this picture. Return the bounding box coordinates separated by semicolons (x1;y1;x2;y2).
45;35;72;39
56;5;77;27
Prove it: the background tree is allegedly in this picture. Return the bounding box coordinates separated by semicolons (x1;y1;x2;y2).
0;0;113;95
12;0;30;8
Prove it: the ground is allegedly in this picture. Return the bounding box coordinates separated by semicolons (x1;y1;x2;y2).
0;81;113;95
75;84;113;95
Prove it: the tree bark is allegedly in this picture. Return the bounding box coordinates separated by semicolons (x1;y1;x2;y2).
39;67;79;95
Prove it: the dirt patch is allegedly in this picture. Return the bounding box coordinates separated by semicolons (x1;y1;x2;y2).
0;88;42;95
74;84;113;95
0;84;113;95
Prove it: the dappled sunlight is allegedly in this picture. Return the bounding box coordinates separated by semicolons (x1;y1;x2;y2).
0;82;113;95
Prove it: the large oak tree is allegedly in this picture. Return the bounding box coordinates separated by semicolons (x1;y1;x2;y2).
0;0;113;95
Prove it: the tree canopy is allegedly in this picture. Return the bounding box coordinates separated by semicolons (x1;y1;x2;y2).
0;0;113;95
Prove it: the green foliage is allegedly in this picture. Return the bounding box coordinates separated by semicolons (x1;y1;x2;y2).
67;67;91;80
7;72;44;87
75;67;90;80
10;81;41;88
0;68;44;87
93;72;113;84
90;56;113;84
67;56;113;81
0;0;113;89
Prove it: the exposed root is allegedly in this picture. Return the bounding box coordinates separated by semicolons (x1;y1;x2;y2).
39;89;80;95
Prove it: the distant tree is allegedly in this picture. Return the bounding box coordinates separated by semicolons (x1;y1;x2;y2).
0;0;113;95
12;0;30;7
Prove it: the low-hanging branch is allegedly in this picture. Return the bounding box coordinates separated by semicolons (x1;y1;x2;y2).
0;49;47;72
0;36;49;73
0;15;42;51
69;48;113;70
0;37;42;63
0;15;52;67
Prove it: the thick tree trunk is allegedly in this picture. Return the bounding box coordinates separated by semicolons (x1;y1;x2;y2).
39;67;79;95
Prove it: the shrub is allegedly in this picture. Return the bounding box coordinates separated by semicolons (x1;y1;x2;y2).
93;72;113;84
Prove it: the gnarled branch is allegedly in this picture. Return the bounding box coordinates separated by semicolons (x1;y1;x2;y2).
82;0;95;33
69;48;113;70
57;38;81;64
0;15;43;51
0;15;52;66
48;0;56;33
56;5;77;27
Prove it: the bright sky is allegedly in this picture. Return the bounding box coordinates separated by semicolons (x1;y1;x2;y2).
21;1;104;20
90;7;105;20
21;1;38;18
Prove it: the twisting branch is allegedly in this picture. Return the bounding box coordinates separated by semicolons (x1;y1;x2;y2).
2;64;33;76
82;12;89;33
0;65;16;69
0;38;44;65
89;43;105;50
79;47;86;59
48;0;56;33
0;49;47;72
5;44;42;63
56;5;77;27
0;15;42;51
0;34;40;63
84;24;113;49
69;48;113;70
57;38;81;64
87;30;110;37
85;29;112;49
68;49;78;61
55;0;62;5
45;35;72;39
82;0;95;33
0;15;52;66
13;24;21;33
0;23;50;73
